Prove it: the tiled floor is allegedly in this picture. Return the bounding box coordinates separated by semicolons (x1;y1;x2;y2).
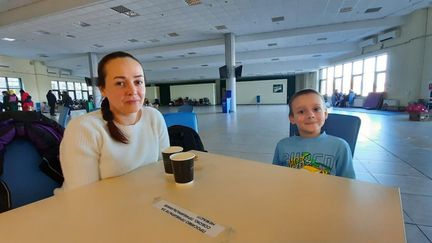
158;104;432;243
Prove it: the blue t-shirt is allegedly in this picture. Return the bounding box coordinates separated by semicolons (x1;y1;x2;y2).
272;132;355;179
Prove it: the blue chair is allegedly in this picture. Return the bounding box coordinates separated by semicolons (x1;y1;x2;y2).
1;139;60;212
289;113;361;156
58;106;70;128
163;112;198;132
178;104;193;112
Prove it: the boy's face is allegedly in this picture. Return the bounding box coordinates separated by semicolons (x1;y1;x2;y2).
289;93;328;138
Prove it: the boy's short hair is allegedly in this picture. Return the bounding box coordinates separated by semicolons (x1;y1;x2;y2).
289;89;325;116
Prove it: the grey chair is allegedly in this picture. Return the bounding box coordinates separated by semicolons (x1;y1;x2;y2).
58;105;70;128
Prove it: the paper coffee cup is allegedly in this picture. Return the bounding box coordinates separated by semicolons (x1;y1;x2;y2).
162;146;183;174
170;152;196;184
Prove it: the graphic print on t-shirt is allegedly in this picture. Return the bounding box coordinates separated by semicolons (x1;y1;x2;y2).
286;152;334;175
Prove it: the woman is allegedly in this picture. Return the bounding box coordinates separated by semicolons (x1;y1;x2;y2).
59;51;169;190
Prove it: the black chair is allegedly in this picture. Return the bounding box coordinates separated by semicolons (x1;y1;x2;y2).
289;113;361;156
168;125;206;152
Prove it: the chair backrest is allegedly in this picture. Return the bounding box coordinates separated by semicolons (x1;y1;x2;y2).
163;112;198;132
177;104;193;112
168;125;206;152
58;105;70;128
0;139;60;212
289;113;361;156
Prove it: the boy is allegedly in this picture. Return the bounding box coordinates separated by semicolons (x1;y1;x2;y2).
273;89;355;179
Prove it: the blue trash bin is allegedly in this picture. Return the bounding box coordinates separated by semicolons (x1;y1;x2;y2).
222;98;231;113
256;95;261;104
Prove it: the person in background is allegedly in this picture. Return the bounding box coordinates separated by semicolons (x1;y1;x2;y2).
8;90;19;111
46;90;57;116
20;89;30;104
59;51;169;191
272;89;355;179
22;95;34;111
61;91;73;115
2;91;9;111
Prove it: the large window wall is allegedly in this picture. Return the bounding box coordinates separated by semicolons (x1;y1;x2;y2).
51;80;93;101
0;76;23;99
319;54;388;96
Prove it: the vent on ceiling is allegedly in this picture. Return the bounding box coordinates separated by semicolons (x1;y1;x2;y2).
39;54;49;58
93;44;104;48
378;29;400;42
339;7;353;13
149;39;160;43
155;56;163;58
172;67;179;69
65;34;76;38
60;70;71;76
188;52;197;55
168;32;179;37
178;54;186;58
128;39;139;43
317;37;327;41
0;64;10;68
184;0;202;6
271;58;279;61
365;7;382;13
34;30;51;35
312;54;322;57
215;25;227;30
267;43;277;47
111;5;140;17
201;64;208;67
75;21;91;27
271;16;285;22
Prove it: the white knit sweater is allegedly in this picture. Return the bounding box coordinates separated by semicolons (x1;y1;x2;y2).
59;107;169;190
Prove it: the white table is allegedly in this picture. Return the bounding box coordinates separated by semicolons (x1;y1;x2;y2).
0;151;405;242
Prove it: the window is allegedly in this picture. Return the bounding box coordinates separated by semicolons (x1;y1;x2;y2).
319;53;388;96
0;77;23;99
50;80;92;102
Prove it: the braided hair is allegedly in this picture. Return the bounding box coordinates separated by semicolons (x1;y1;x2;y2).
97;51;142;144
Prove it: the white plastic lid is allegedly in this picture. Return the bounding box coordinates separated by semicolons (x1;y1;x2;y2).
162;146;183;154
170;152;196;161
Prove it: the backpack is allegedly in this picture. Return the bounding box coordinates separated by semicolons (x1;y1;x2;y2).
0;111;64;212
168;125;206;152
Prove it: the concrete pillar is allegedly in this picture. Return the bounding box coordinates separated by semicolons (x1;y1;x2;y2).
225;33;236;112
88;52;102;108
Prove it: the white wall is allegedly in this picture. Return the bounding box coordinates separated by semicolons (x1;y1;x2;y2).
146;86;160;103
331;7;432;106
236;79;287;104
170;83;216;105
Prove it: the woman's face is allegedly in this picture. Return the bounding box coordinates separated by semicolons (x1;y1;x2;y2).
101;57;145;117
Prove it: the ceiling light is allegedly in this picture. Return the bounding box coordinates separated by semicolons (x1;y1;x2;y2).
365;7;382;13
317;37;327;41
215;25;227;30
268;43;277;47
271;16;285;22
187;52;197;55
184;0;202;6
339;7;353;13
124;11;139;17
1;37;15;41
168;32;179;37
271;58;279;61
128;39;139;43
65;34;76;38
201;64;208;67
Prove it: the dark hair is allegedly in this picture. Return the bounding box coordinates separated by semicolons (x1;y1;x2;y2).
288;89;325;116
97;51;142;144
